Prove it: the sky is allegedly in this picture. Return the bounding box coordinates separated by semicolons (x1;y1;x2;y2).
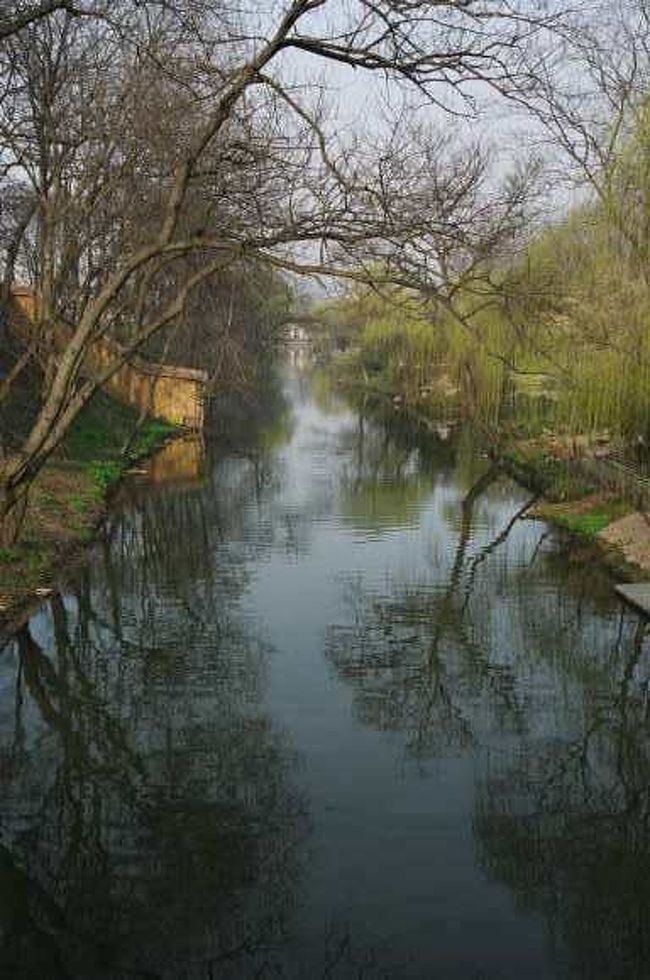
246;1;598;209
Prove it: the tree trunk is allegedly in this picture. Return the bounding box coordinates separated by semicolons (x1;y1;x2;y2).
0;478;27;549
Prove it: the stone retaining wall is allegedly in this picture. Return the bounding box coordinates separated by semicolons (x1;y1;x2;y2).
10;287;207;429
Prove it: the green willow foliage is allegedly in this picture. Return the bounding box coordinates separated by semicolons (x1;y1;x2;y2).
328;106;650;441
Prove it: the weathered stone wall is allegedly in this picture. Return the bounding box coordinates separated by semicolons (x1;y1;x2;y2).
87;338;206;429
10;287;207;429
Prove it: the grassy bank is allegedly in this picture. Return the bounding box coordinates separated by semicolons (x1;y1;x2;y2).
0;390;177;628
498;440;649;567
454;413;650;575
323;361;650;579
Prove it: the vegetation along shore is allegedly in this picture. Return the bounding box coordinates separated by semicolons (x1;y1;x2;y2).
0;389;177;630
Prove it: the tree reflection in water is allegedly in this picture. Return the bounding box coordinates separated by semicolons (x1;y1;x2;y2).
4;372;650;978
0;445;309;979
475;616;650;980
327;459;650;977
327;465;537;754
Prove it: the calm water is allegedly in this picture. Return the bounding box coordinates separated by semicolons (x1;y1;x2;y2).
1;368;650;979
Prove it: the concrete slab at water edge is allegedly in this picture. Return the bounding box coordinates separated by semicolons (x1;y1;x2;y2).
615;583;650;616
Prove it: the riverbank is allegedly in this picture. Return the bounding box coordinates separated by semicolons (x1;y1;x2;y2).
502;441;650;577
529;495;650;579
325;367;650;579
0;390;178;631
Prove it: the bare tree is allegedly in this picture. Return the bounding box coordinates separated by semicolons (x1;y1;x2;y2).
0;0;567;544
520;1;650;229
0;1;81;41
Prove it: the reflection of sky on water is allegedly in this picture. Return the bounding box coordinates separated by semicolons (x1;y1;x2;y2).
0;366;649;978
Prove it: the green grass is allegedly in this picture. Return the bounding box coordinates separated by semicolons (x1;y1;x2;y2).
130;418;178;458
64;389;177;465
552;510;615;536
64;391;131;461
85;459;124;492
62;389;178;494
1;390;181;621
538;499;630;539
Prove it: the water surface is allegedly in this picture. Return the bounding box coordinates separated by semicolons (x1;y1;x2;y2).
1;368;649;979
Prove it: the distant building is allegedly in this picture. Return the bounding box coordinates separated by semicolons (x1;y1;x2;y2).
286;324;311;345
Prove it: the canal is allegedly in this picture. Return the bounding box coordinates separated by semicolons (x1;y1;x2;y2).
1;366;649;979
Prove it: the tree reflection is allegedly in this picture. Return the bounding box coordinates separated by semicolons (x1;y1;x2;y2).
338;410;432;533
0;463;309;979
6;369;650;977
327;464;537;755
474;616;650;980
326;446;650;976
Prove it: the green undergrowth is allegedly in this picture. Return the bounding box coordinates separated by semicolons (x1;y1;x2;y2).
1;390;179;625
63;389;178;494
547;503;630;537
498;444;634;545
64;389;177;475
86;459;123;492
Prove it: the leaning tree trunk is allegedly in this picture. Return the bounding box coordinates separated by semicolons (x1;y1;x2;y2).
0;469;28;549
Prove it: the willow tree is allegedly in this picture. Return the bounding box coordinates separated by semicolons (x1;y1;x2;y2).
0;0;567;544
493;0;650;437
